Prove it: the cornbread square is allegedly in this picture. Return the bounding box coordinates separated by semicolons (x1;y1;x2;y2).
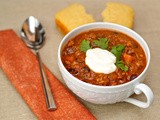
102;2;134;28
55;4;95;34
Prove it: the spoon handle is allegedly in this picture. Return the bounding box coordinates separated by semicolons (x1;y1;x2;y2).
36;51;57;110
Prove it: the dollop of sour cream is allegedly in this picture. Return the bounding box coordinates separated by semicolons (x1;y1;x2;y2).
85;48;117;74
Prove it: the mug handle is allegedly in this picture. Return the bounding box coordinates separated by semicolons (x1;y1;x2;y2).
123;83;154;108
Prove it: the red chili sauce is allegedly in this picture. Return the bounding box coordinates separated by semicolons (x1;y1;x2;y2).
61;29;146;86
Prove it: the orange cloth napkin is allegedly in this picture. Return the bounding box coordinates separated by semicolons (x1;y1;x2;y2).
0;29;96;120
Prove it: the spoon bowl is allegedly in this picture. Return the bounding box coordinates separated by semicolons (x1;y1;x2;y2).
21;16;56;110
21;16;45;49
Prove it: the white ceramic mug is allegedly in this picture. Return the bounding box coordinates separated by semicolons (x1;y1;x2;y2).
58;22;154;108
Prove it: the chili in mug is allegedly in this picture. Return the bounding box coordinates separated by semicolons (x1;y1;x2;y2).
61;29;146;86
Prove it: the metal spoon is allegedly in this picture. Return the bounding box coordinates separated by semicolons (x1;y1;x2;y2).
21;16;56;110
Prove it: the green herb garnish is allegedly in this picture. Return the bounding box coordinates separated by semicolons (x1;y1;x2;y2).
111;44;128;71
111;44;125;62
79;39;128;72
94;38;108;49
116;60;128;72
80;39;92;52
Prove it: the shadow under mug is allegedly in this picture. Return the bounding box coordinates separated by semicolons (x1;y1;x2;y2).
58;22;154;108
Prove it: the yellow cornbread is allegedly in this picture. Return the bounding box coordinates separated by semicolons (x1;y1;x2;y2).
55;4;95;34
102;2;134;28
